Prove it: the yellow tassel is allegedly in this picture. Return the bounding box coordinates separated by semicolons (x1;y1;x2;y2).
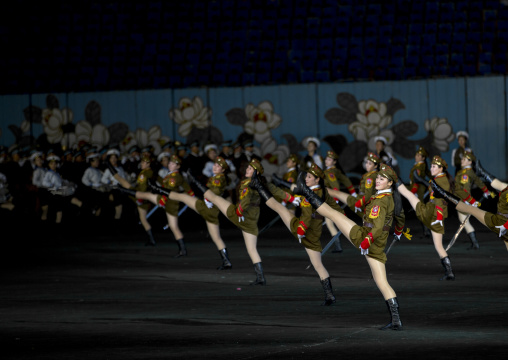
403;228;412;241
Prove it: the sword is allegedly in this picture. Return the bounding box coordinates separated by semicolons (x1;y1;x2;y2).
138;205;159;225
445;214;471;251
385;236;399;255
163;205;189;230
258;215;281;235
305;231;342;270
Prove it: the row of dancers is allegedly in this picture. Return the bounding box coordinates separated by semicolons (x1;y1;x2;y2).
106;146;506;332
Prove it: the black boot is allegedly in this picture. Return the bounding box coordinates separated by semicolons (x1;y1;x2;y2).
186;170;208;194
421;223;431;238
430;180;460;207
249;171;272;202
467;231;479;250
148;180;171;196
217;248;232;270
118;186;137;197
293;172;324;209
331;233;343;253
440;256;455;280
145;229;156;246
174;238;187;258
379;298;403;330
250;262;266;285
474;160;495;184
320;277;336;306
413;170;428;185
272;174;293;189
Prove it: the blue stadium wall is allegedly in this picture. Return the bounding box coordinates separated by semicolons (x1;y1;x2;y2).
1;76;507;181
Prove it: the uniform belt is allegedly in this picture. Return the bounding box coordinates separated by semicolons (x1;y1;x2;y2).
363;222;390;232
312;213;324;220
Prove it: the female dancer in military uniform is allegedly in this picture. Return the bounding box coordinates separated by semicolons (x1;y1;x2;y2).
407;147;432;238
431;159;508;251
323;150;357;252
347;152;380;218
115;155;193;256
399;155;456;280
123;155;156;246
453;150;490;249
292;164;405;330
249;163;342;305
186;159;268;285
143;156;234;270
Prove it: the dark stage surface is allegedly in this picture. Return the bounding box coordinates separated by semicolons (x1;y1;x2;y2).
1;204;507;360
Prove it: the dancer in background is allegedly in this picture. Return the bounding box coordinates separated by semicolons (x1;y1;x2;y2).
186;159;268;285
453;151;490;250
408;146;432;238
130;156;234;270
399;155;456;280
249;163;343;306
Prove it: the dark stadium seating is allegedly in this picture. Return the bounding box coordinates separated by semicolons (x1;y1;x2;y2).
1;0;508;94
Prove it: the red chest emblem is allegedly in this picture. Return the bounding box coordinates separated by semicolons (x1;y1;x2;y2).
369;205;380;218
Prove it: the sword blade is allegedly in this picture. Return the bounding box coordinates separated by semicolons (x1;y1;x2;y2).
305;231;342;270
385;237;399;255
163;205;189;230
259;215;281;235
445;214;471;251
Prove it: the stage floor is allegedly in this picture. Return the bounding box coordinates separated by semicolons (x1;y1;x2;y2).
1;205;507;359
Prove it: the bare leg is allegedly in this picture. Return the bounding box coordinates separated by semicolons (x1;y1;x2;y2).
41;205;49;220
305;248;330;280
138;207;151;231
431;231;448;259
491;178;507;191
168;192;198;212
325;219;339;236
242;231;261;264
314;202;356;243
114;204;122;220
397;183;421;210
455;201;488;226
203;189;232;215
206;222;226;250
166;213;183;240
326;188;350;204
55;211;63;224
265;198;296;229
367;256;396;300
457;210;476;231
70;197;82;207
135;191;159;204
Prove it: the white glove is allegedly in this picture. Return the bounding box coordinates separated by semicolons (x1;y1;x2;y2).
351;191;357;197
359;246;369;256
355;206;362;213
495;224;507;238
431;219;443;227
483;192;490;199
238;215;245;222
281;201;287;207
204;198;214;209
393;233;402;240
297;234;305;243
472;202;479;208
291;196;302;206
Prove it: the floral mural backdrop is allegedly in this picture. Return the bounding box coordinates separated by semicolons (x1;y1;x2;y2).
1;91;457;180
